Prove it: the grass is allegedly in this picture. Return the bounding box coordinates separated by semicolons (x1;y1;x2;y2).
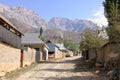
5;62;38;79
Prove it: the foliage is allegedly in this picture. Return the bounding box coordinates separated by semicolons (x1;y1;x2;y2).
103;0;120;26
80;28;107;50
106;25;120;42
39;27;43;40
103;0;120;42
64;40;79;52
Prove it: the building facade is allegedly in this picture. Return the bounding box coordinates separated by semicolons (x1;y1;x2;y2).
0;14;23;48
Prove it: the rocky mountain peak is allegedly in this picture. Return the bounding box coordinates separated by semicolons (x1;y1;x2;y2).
0;4;47;28
0;3;97;42
0;3;9;12
49;17;96;32
10;6;37;15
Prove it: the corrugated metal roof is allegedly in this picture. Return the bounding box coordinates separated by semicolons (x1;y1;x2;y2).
22;33;44;45
55;43;66;50
46;42;55;52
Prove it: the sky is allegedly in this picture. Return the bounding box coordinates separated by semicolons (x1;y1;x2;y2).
0;0;108;26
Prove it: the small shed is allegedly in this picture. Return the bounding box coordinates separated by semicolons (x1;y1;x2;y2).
82;48;104;63
46;40;64;59
0;14;23;48
46;40;56;60
22;33;49;61
55;43;67;58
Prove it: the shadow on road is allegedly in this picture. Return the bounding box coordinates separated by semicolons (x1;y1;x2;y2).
34;56;107;80
31;76;106;80
34;68;72;72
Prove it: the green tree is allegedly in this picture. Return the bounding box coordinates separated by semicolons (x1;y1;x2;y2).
64;40;79;53
39;27;43;40
103;0;119;25
103;0;120;42
80;28;107;63
80;28;106;50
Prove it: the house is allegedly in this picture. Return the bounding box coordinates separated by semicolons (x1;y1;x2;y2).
22;33;49;62
0;15;35;75
55;43;67;58
46;40;64;60
0;14;23;48
101;42;120;66
82;42;120;68
87;48;103;63
82;48;103;63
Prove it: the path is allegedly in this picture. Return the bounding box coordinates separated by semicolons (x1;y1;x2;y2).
10;56;106;80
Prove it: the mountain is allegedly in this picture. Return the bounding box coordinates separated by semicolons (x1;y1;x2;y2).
0;4;47;29
48;17;96;32
0;3;96;42
43;29;81;43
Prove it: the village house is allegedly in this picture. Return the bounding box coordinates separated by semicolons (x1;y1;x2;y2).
101;42;120;68
55;43;67;58
0;14;23;48
86;48;103;62
81;29;109;63
22;33;49;62
0;14;26;76
46;40;67;60
82;41;120;69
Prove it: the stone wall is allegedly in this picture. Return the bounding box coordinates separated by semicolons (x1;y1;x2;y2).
0;42;20;72
0;42;36;76
23;47;36;66
103;43;120;63
88;49;103;63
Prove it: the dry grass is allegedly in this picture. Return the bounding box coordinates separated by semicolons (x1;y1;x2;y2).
4;62;37;80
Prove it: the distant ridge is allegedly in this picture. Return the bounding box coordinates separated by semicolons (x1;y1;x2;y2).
0;3;97;43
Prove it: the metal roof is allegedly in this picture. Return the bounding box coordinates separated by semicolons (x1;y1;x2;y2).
55;43;66;50
46;42;55;52
22;33;44;45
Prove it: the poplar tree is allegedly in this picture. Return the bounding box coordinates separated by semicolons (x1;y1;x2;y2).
103;0;120;42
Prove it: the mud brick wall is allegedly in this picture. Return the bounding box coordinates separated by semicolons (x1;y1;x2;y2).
0;42;36;73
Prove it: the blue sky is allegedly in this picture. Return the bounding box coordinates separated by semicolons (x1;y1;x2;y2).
0;0;107;26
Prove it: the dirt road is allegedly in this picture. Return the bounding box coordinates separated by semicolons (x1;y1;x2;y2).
11;56;106;80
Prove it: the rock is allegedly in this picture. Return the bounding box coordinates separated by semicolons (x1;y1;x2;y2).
94;70;100;75
0;71;5;77
106;69;119;79
106;70;114;77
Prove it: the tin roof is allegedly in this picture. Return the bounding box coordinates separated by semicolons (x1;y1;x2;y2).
22;33;44;45
46;42;56;52
55;43;66;50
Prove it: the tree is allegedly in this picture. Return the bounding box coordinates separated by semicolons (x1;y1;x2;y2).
80;28;107;64
103;0;120;42
39;27;43;40
80;28;106;50
64;40;79;53
103;0;119;25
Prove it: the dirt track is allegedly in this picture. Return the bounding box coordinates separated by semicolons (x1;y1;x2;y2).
10;56;106;80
